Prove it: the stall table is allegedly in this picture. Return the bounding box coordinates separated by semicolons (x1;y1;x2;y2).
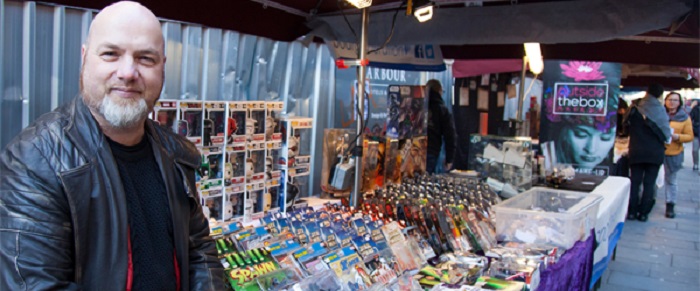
589;176;631;289
537;176;630;291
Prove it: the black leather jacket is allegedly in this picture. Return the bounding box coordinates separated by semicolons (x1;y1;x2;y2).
0;97;224;290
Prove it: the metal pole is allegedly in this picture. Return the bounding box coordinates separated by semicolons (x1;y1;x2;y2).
515;55;527;136
351;7;369;208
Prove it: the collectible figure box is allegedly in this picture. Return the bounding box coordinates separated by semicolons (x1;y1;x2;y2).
224;189;245;221
177;101;204;146
386;85;428;140
225;147;246;190
151;100;177;133
247;101;266;145
321;129;355;196
246;148;265;184
266;102;283;142
203;102;227;146
279;117;313;212
361;140;380;193
228;102;248;146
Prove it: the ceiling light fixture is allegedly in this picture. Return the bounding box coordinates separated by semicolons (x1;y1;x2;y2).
345;0;372;9
413;0;434;22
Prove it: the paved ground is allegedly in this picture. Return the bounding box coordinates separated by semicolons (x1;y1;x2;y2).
598;145;700;291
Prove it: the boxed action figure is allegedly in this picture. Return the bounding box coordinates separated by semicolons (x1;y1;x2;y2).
151;100;177;133
248;101;266;144
266;102;283;141
177;101;203;146
203;102;227;146
227;102;247;146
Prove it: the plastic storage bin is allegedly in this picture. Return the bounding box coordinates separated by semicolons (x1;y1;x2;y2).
492;187;602;250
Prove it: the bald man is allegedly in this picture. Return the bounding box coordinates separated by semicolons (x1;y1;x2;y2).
0;2;224;290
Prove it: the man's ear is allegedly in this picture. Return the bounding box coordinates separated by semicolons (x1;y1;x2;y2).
81;45;86;63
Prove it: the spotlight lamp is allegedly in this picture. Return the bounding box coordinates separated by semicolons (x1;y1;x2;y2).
413;0;434;22
345;0;372;9
524;42;544;74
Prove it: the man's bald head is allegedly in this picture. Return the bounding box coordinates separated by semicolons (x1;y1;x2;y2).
85;1;164;54
80;1;166;135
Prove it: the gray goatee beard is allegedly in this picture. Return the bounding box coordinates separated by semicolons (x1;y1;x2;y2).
99;96;149;129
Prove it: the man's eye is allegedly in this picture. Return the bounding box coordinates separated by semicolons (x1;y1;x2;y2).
101;51;118;58
139;56;156;65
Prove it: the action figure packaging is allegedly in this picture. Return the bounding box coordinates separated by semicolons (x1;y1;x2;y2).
177;101;204;146
266;102;284;142
151;100;177;133
246;148;266;185
362;248;399;286
279;117;313;212
398;137;427;180
199;148;225;199
247;101;267;145
280;117;313;170
386;85;424;140
410;86;428;137
383;138;401;186
321;128;355;196
223;247;280;290
245;146;267;221
265;143;283;214
203;195;223;222
203;101;227;147
255;268;303;290
228;102;248;147
225;146;246;193
361;140;380;194
280;172;310;213
246;181;266;222
224;189;245;222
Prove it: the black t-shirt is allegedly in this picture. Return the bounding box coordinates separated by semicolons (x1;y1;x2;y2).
109;136;177;290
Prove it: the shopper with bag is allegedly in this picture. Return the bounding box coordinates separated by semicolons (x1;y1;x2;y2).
625;84;672;222
662;92;695;218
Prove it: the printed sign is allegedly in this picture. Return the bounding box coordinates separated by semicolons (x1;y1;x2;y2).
539;61;621;176
552;83;609;116
330;42;446;72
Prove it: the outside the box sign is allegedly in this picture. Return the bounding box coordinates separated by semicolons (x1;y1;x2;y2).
553;83;609;116
540;61;621;176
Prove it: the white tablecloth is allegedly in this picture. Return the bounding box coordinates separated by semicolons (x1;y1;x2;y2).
589;176;631;287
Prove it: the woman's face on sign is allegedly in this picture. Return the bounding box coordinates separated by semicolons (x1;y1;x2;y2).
564;124;616;169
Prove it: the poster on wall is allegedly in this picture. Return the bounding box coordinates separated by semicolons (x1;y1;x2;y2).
334;68;422;138
539;60;621;176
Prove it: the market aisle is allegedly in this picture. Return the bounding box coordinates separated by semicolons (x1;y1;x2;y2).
598;145;700;291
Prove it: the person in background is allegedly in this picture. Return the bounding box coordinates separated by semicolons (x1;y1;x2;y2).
663;92;694;218
0;2;223;289
612;97;630;177
426;79;457;173
617;98;630;137
689;99;700;171
625;84;672;222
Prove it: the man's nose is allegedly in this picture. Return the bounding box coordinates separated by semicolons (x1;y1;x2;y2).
116;57;139;80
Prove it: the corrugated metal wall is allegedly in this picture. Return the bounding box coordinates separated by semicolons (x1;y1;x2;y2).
0;0;337;196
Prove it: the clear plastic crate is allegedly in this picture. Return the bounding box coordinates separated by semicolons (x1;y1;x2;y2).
492;187;602;250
